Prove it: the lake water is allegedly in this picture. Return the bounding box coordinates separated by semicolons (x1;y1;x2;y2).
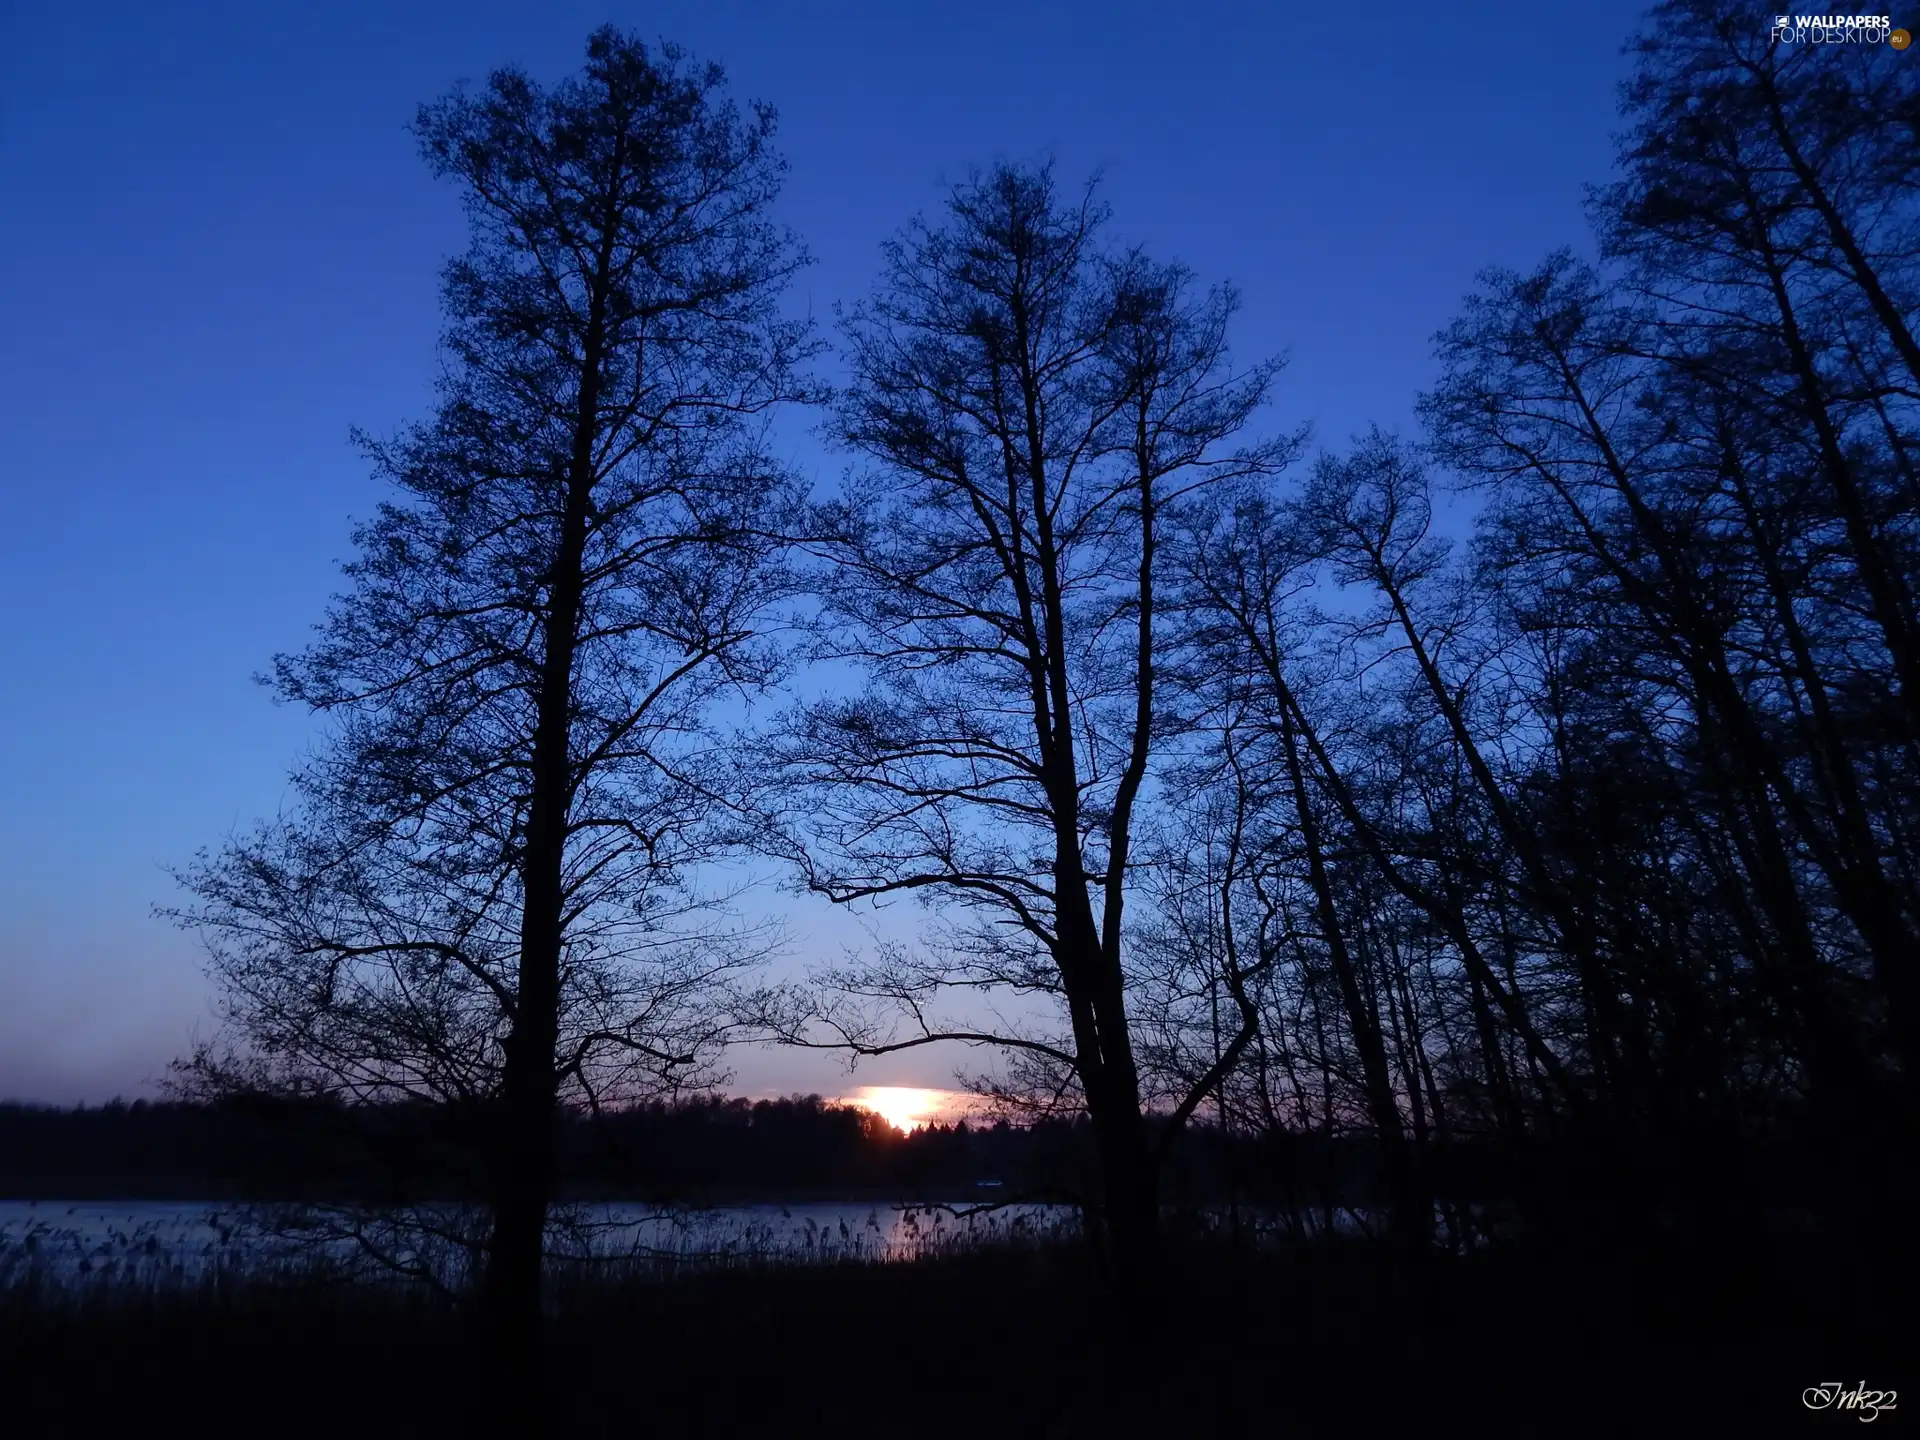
0;1198;1087;1288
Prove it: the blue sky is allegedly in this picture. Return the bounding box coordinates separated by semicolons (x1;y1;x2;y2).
0;0;1649;1102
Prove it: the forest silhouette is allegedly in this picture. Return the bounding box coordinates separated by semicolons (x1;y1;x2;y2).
6;2;1918;1433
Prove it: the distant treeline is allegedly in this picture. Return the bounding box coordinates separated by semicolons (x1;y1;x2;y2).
0;1093;1834;1221
0;1095;975;1201
0;1095;1080;1202
0;1094;1336;1204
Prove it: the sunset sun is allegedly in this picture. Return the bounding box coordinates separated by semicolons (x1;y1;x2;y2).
848;1086;950;1134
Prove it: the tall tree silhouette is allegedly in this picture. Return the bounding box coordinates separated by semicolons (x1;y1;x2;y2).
169;27;814;1357
1595;0;1920;1097
754;164;1293;1280
1142;4;1920;1253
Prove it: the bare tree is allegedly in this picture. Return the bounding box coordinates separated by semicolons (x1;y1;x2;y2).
752;163;1294;1280
167;27;815;1358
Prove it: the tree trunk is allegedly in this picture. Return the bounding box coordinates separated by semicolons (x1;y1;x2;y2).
1278;702;1427;1259
484;273;610;1362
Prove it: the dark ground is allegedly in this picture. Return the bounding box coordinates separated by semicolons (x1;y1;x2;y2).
3;1220;1910;1438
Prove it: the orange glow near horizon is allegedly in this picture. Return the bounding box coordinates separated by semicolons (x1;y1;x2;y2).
845;1086;960;1133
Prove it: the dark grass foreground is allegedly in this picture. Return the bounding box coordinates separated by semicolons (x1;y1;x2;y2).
2;1227;1908;1438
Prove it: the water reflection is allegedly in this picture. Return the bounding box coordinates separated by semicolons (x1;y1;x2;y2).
0;1198;1080;1288
0;1197;1403;1292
